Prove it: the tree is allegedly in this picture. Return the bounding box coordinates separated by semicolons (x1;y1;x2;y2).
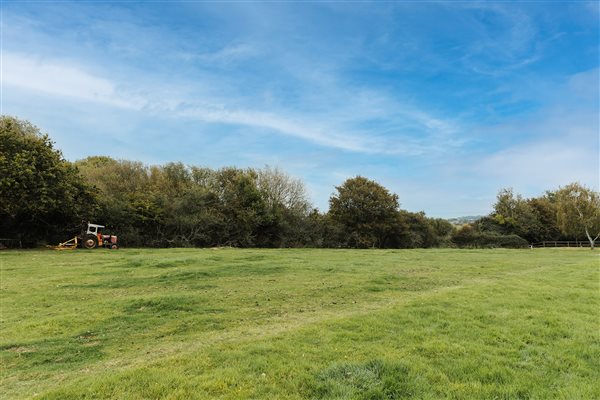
428;217;455;245
329;176;400;248
76;156;154;246
395;211;438;248
491;188;546;242
555;183;600;249
256;166;312;247
257;166;310;213
212;168;268;247
0;116;97;245
527;194;561;241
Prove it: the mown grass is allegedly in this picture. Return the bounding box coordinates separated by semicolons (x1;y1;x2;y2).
0;248;598;399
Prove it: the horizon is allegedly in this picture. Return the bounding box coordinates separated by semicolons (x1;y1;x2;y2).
3;1;599;218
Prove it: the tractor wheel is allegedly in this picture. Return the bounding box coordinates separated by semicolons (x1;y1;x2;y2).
83;235;97;249
111;244;118;250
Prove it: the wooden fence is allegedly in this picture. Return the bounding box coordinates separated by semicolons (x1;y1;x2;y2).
530;240;590;248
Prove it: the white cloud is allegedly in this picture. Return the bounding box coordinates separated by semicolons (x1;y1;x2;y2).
467;99;599;193
177;107;370;153
481;139;598;191
567;68;599;102
3;51;461;157
3;53;147;109
181;43;258;65
455;4;544;75
176;104;460;157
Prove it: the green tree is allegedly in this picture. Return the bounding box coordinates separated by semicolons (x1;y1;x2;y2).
75;156;154;246
528;194;561;241
329;176;400;248
555;183;600;249
492;188;541;242
428;217;455;245
160;185;220;247
0;116;97;245
396;211;438;248
212;168;268;247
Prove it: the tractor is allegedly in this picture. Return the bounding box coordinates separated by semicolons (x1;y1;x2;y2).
81;223;118;249
49;222;118;250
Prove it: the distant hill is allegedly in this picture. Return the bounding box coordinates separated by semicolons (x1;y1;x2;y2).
446;215;484;225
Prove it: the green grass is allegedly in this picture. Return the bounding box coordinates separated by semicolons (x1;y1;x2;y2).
1;248;598;399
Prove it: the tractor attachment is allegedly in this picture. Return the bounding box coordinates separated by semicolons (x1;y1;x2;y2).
47;236;78;250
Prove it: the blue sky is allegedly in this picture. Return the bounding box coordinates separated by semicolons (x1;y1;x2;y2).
2;1;598;217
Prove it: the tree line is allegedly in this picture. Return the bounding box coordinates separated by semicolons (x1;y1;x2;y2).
456;185;600;249
2;116;598;249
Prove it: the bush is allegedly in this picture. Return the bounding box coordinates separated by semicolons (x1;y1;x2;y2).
452;225;528;248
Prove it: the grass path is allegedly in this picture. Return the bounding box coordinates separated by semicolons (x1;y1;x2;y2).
1;248;598;399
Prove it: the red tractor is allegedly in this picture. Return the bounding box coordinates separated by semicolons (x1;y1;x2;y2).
49;222;118;250
81;223;118;249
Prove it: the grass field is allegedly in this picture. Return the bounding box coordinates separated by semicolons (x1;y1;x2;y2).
1;248;598;399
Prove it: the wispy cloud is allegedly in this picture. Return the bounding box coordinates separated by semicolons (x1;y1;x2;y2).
3;53;147;109
460;76;599;193
480;139;597;190
458;5;543;75
178;43;258;65
4;50;462;157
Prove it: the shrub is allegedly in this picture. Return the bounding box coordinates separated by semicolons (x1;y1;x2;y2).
452;225;528;248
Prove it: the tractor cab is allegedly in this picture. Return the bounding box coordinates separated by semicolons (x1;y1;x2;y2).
86;223;105;235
